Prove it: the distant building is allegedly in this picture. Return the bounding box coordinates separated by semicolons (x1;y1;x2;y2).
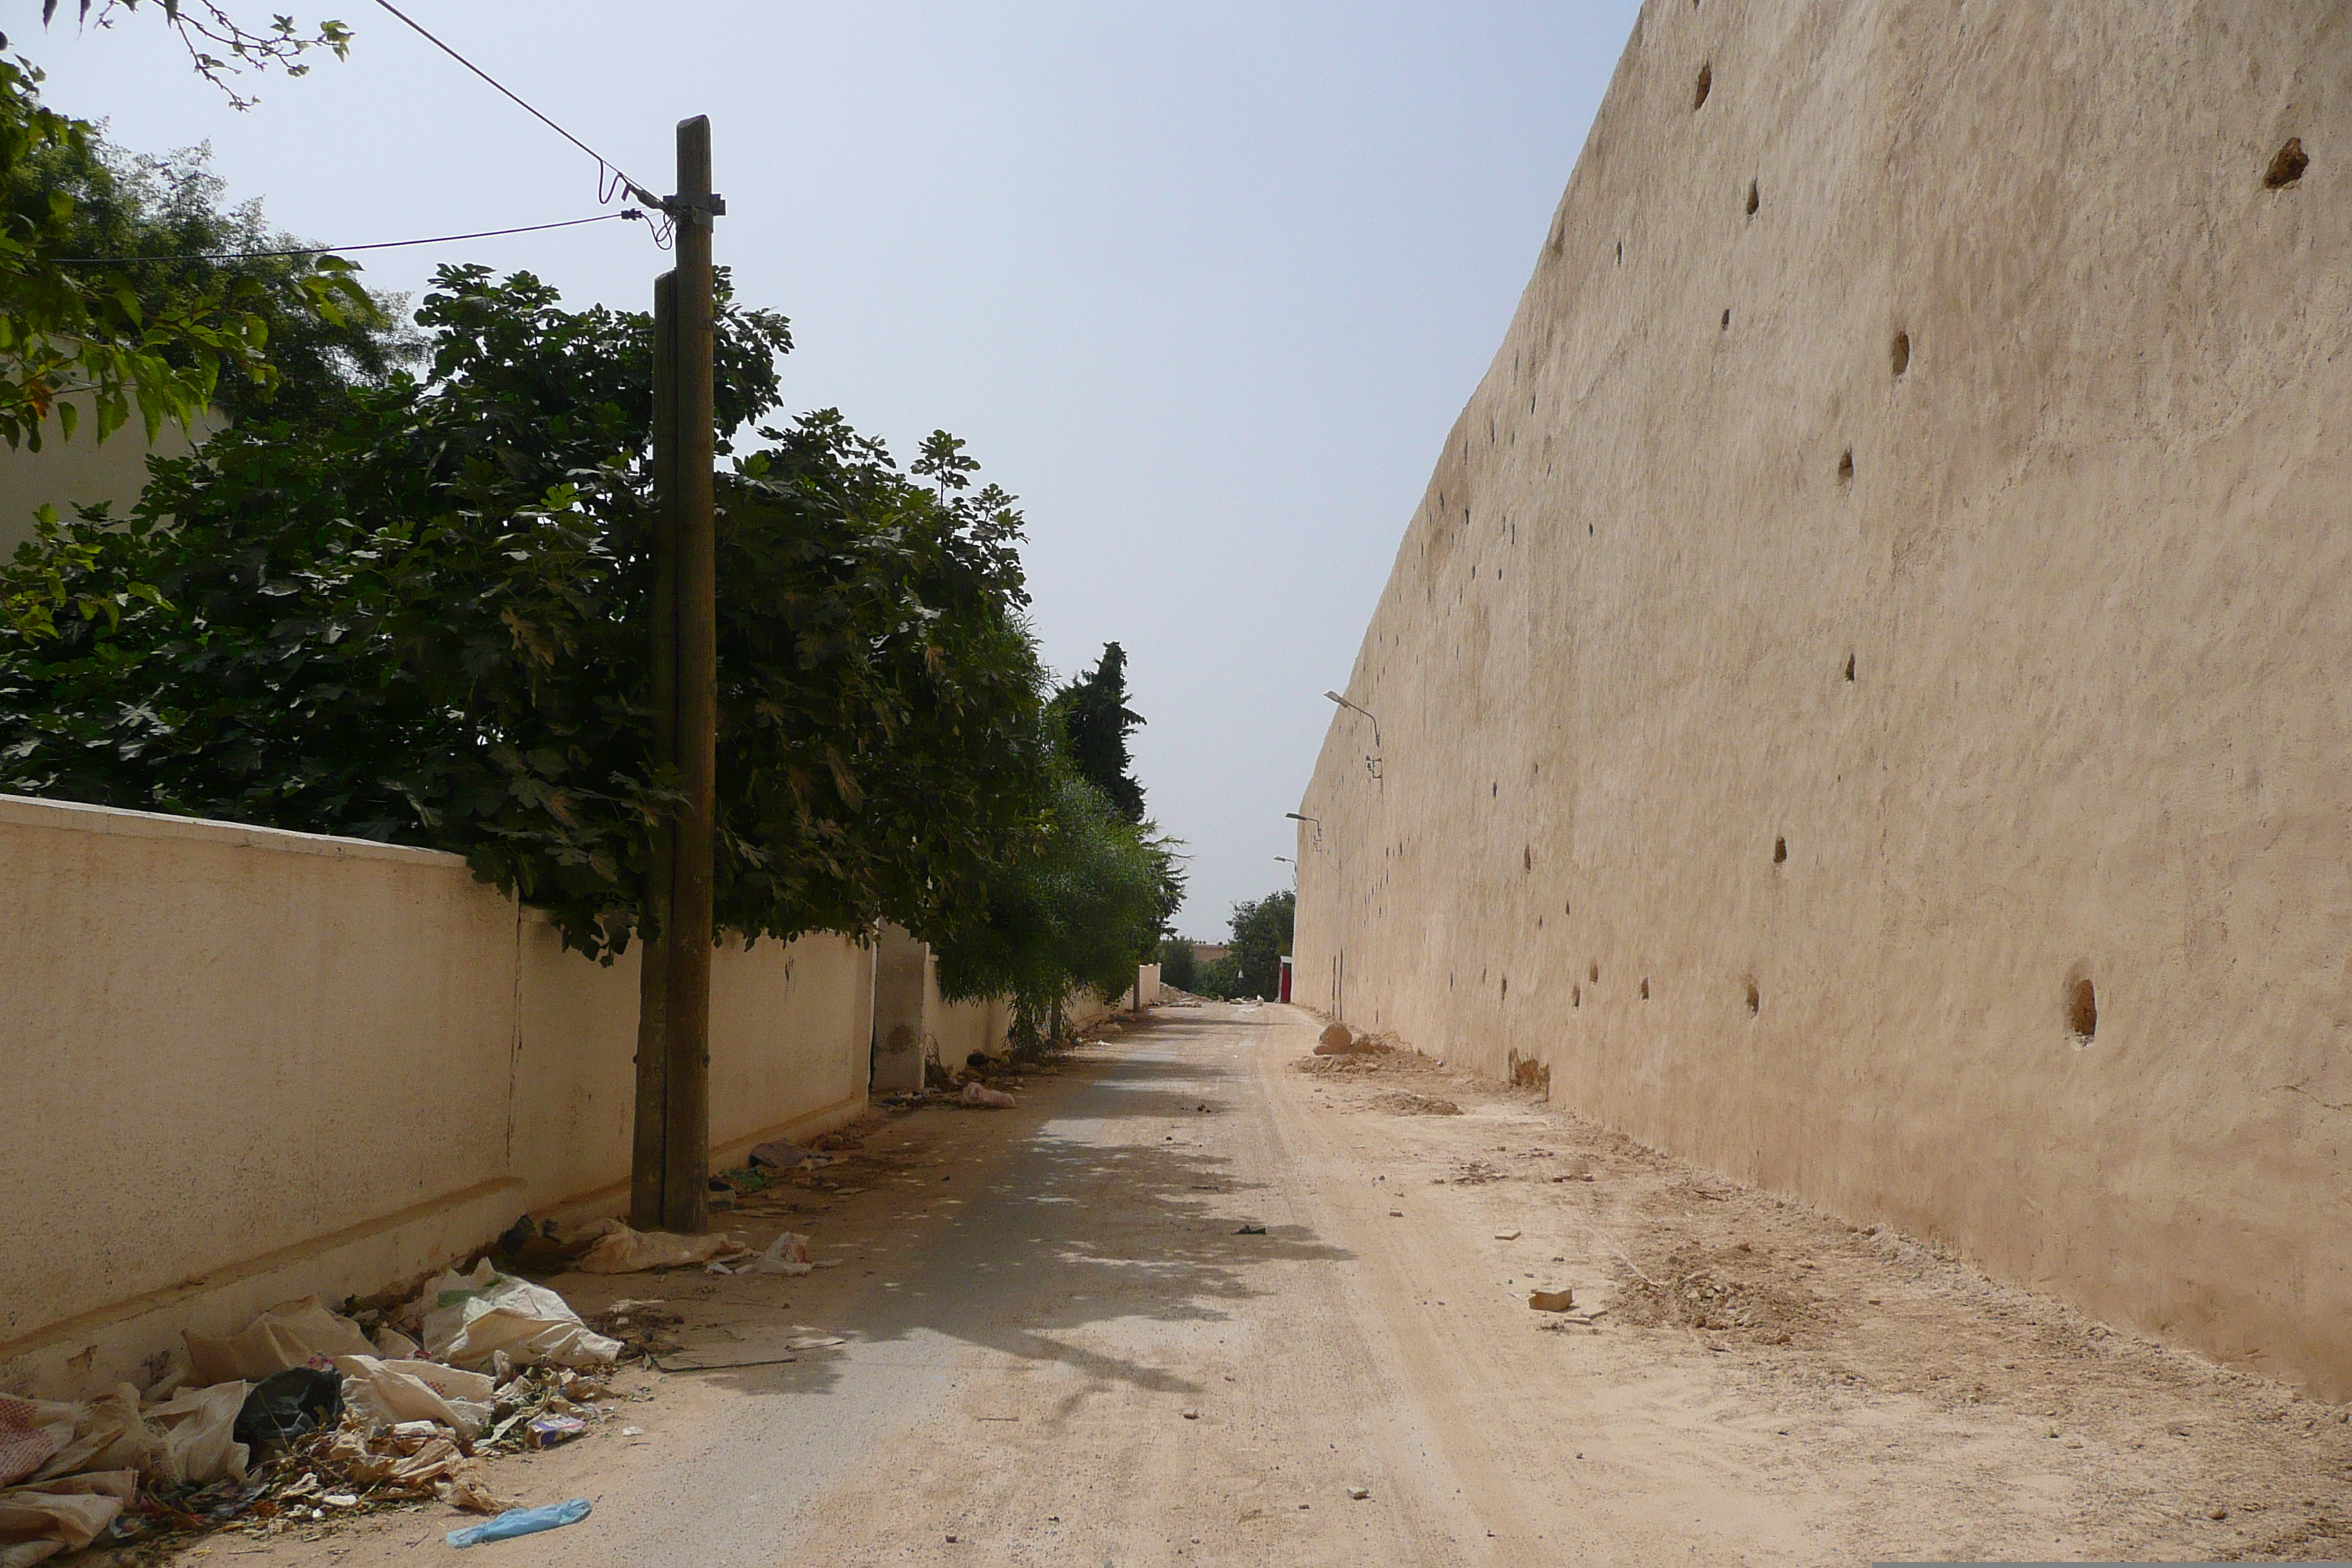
0;407;223;559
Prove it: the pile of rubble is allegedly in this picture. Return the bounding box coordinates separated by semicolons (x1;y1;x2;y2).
0;1257;630;1561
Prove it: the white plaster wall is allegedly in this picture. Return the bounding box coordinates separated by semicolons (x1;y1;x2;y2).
0;407;224;557
1294;0;2352;1396
0;794;871;1394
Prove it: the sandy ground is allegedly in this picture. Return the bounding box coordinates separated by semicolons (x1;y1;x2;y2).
178;1002;2352;1566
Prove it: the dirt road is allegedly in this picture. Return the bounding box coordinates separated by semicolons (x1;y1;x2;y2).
209;1003;2352;1565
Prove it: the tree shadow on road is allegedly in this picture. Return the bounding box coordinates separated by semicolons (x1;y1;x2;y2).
601;1009;1346;1404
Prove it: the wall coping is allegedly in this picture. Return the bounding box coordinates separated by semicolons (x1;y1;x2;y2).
0;792;468;869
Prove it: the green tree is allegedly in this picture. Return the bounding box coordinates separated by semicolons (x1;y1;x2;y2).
1226;889;1294;1000
0;264;1047;959
1;5;359;446
1156;934;1196;992
932;761;1181;1041
4;129;415;426
1049;641;1145;822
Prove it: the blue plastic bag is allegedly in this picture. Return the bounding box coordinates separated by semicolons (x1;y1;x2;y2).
446;1499;592;1548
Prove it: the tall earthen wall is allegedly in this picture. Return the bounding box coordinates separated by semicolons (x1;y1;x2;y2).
1292;0;2352;1395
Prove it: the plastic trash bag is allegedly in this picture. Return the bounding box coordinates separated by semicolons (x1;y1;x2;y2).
26;1387;148;1483
234;1367;342;1447
410;1259;621;1371
573;1222;749;1275
372;1324;421;1360
142;1381;251;1486
0;1469;137;1553
445;1496;592;1548
0;1397;78;1488
330;1356;493;1442
185;1297;375;1384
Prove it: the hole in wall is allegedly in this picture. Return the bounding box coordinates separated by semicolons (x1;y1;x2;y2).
1891;330;1911;375
1844;652;1856;682
1721;308;1731;329
1773;836;1787;864
1694;62;1712;110
1572;984;1581;1008
1640;977;1651;1000
1564;900;1572;916
2265;137;2308;189
2068;974;2098;1043
1745;178;1759;216
1501;975;1509;999
1523;845;1533;871
1589;962;1599;984
1837;449;1855;483
1615;239;1623;265
1746;979;1760;1016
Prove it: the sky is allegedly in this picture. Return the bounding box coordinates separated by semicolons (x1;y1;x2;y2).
20;0;1643;935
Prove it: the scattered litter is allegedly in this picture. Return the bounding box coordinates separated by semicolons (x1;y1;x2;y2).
1235;1224;1267;1235
526;1415;587;1450
751;1234;814;1276
619;1426;644;1438
1529;1289;1578;1312
584;1300;684;1362
442;1470;519;1517
750;1139;826;1170
1181;1410;1200;1420
653;1353;798;1373
234;1367;344;1447
1388;1210;1404;1218
1347;1487;1371;1501
446;1497;592;1548
785;1335;845;1350
957;1082;1017;1109
1495;1230;1522;1241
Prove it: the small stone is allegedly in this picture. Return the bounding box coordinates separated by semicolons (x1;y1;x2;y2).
1183;1409;1200;1420
1529;1289;1577;1312
1346;1487;1370;1501
1495;1230;1522;1240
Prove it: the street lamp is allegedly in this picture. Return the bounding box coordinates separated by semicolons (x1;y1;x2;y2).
1321;690;1382;750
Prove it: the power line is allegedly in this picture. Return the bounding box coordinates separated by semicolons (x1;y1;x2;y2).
369;0;664;214
45;210;644;265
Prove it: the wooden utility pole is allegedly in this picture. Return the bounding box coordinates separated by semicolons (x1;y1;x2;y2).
630;271;678;1232
633;116;723;1234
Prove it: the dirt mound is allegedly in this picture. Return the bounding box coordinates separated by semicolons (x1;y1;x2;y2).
1612;1244;1831;1346
1376;1093;1461;1116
